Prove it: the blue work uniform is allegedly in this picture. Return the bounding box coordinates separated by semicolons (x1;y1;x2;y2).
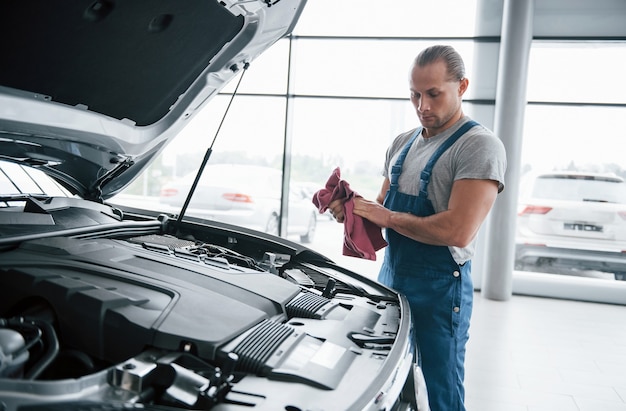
378;121;477;411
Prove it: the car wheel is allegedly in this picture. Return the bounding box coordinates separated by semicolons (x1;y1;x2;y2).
265;214;279;236
300;213;317;243
615;272;626;281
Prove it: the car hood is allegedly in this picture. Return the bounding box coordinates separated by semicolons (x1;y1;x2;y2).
0;0;306;201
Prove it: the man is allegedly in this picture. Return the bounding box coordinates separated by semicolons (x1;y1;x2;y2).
329;45;506;411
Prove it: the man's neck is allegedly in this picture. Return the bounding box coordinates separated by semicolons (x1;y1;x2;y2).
423;111;465;139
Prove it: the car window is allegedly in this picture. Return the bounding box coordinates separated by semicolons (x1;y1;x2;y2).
22;167;73;197
531;175;626;204
0;169;19;195
0;162;44;195
0;160;73;198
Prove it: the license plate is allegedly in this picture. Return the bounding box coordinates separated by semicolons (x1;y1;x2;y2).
564;223;603;232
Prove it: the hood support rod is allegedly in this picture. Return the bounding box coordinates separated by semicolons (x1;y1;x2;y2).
176;62;250;226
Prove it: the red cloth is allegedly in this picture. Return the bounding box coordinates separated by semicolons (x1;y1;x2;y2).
312;167;387;261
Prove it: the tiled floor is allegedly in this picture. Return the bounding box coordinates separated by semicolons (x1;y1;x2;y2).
465;292;626;411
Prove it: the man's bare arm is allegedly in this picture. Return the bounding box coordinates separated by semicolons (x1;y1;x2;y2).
353;179;499;247
375;178;391;205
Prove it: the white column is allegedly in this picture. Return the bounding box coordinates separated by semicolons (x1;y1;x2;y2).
482;0;534;300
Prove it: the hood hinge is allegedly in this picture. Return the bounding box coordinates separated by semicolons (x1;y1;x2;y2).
86;157;134;203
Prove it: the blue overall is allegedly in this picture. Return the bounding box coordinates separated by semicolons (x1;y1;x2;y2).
378;121;477;411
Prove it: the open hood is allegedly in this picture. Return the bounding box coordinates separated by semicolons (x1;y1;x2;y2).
0;0;306;201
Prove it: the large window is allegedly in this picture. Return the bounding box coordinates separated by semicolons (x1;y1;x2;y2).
289;39;475;99
517;41;626;282
293;0;477;37
526;42;626;104
113;4;626;284
523;42;626;175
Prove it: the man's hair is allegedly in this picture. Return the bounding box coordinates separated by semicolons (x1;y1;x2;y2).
414;45;466;82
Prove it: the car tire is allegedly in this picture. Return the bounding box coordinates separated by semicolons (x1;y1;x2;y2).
265;214;279;236
615;272;626;281
300;213;317;244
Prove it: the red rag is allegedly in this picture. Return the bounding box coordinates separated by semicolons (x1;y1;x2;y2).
312;167;387;260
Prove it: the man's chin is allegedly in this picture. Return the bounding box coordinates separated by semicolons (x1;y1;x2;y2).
419;117;438;127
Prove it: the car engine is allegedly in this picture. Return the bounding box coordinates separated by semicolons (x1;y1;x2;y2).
0;216;416;410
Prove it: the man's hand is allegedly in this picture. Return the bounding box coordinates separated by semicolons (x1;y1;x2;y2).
352;197;391;228
328;196;391;228
328;199;346;223
328;178;390;225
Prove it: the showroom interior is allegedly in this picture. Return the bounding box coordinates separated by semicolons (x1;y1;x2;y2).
111;1;626;409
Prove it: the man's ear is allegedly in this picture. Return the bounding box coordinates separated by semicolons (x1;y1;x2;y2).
458;77;469;96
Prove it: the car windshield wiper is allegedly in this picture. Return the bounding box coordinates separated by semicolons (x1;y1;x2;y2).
0;193;49;201
176;62;250;226
0;193;52;205
0;156;51;167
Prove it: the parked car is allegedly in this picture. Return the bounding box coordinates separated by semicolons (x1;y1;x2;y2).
159;164;317;243
296;181;335;220
515;171;626;280
0;1;424;410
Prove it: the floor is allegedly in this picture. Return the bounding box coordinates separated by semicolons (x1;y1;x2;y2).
464;292;626;411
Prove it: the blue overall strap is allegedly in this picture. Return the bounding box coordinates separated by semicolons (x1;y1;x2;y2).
419;120;479;197
390;127;422;189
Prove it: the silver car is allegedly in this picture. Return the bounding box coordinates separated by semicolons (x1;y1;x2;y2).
515;171;626;280
159;164;317;243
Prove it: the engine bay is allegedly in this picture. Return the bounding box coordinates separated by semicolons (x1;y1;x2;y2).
0;220;409;410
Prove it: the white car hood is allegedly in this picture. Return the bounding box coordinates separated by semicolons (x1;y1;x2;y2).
0;0;306;200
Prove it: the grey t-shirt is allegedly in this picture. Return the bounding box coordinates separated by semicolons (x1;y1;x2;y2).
383;116;507;264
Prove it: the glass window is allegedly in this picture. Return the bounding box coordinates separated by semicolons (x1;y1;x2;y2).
290;97;416;200
293;0;477;37
221;39;290;95
527;42;626;104
0;161;71;198
519;57;626;282
521;104;626;174
22;167;72;197
0;167;19;195
0;162;43;195
116;95;289;230
291;39;475;99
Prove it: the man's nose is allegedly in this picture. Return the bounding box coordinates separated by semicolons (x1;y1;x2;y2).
417;97;429;111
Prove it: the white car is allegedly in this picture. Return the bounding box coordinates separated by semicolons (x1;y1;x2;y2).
515;171;626;280
0;1;424;410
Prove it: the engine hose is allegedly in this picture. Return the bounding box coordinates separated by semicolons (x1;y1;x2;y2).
24;319;59;380
3;318;43;358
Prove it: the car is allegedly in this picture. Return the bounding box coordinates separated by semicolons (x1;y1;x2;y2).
296;181;335;220
515;171;626;280
0;1;425;410
159;164;317;243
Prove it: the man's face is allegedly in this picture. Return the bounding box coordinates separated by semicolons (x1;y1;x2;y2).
409;60;467;135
